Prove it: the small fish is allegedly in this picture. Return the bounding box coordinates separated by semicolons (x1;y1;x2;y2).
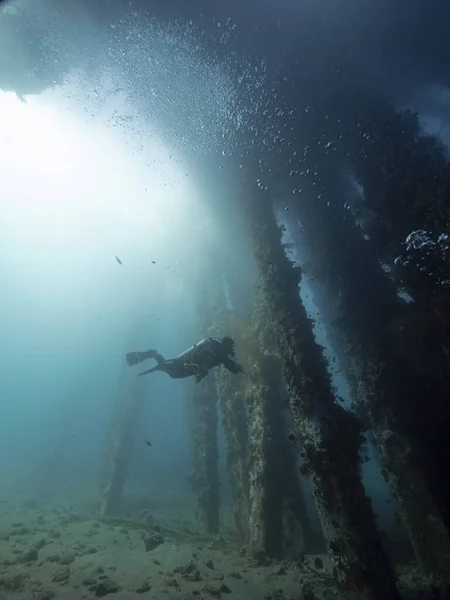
115;255;122;265
144;439;152;447
288;433;297;443
151;261;156;264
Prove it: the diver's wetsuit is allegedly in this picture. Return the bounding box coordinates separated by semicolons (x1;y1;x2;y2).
126;337;243;383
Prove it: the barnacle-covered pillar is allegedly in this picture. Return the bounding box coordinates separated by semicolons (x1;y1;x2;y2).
204;269;251;542
190;279;220;534
245;285;321;557
281;429;321;554
243;182;400;600
245;350;286;559
209;261;290;555
191;372;220;534
351;356;450;586
216;362;250;541
100;370;143;516
283;155;450;586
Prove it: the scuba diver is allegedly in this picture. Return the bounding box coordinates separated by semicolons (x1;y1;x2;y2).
125;336;244;383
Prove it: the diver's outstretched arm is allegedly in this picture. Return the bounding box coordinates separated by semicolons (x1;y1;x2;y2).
195;365;209;383
222;357;244;375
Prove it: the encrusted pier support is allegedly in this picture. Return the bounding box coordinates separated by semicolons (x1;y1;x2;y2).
284;164;450;586
244;185;400;600
368;390;450;587
280;102;450;587
216;371;250;542
246;351;285;559
191;373;220;534
207;280;251;544
243;289;321;558
247;284;320;557
189;281;220;535
281;433;321;554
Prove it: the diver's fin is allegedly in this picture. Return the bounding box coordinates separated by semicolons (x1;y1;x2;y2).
126;352;143;366
126;350;156;366
137;366;159;377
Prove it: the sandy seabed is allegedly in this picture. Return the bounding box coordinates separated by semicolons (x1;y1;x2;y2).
0;484;433;600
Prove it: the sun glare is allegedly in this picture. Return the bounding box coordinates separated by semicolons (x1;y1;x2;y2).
0;89;195;255
0;92;81;180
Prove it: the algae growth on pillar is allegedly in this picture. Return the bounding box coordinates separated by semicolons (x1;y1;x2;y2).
241;176;401;600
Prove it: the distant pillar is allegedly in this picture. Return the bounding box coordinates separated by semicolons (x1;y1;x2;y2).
100;372;143;516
